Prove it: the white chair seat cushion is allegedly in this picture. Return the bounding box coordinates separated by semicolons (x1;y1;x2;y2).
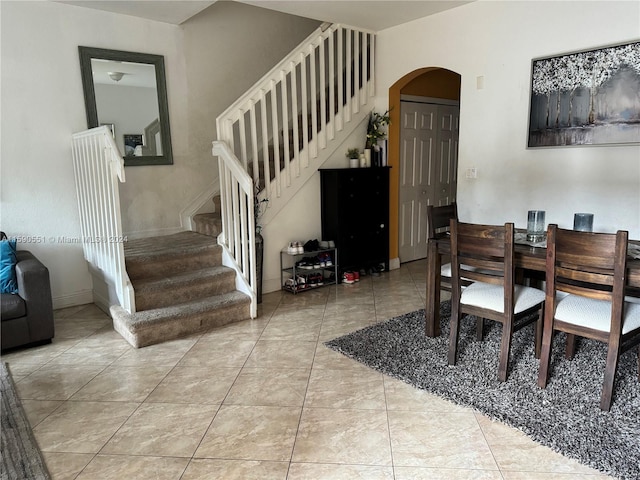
441;263;452;277
441;263;479;279
460;281;545;314
555;295;640;334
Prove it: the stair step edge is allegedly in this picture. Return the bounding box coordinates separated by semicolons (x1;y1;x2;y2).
129;291;250;327
132;266;234;292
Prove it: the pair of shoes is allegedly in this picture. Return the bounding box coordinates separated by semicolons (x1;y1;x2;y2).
318;252;333;266
296;274;308;289
303;239;320;252
287;241;304;254
342;270;360;284
285;276;308;292
319;240;336;249
307;273;324;287
342;271;356;284
296;257;317;270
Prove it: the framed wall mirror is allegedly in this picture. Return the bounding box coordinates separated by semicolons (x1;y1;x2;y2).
78;46;173;166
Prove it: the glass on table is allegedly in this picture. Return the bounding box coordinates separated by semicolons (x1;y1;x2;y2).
573;213;594;232
527;210;546;243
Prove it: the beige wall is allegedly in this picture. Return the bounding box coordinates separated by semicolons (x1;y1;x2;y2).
376;0;640;238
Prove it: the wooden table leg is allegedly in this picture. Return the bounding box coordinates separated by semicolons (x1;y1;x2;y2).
425;239;441;337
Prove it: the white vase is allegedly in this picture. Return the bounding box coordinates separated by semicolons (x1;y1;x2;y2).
359;153;367;168
349;157;359;168
363;149;371;168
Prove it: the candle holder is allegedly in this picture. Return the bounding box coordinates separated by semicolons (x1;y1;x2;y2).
527;210;546;243
573;213;594;232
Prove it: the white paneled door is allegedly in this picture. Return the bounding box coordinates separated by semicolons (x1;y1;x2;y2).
399;100;459;263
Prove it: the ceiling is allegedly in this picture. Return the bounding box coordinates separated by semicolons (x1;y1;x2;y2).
54;0;473;31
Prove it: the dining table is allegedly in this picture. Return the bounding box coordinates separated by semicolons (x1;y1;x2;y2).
424;230;640;337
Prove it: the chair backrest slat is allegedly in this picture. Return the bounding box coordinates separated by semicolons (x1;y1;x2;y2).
546;224;628;332
427;202;457;239
451;220;515;308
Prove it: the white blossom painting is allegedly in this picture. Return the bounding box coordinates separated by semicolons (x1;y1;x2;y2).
528;41;640;147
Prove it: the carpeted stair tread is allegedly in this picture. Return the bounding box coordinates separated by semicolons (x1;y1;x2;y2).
111;291;251;348
132;266;237;311
193;212;222;238
125;231;217;258
127;290;249;327
133;265;234;293
125;232;221;280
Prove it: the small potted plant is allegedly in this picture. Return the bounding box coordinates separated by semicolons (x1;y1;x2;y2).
365;110;391;166
346;147;360;168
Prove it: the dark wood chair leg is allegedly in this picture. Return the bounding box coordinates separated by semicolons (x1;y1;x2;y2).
534;309;543;359
600;341;621;411
476;317;484;341
448;306;461;366
498;320;513;382
537;319;555;389
565;333;577;360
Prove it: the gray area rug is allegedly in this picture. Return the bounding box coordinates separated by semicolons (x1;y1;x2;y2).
325;302;640;480
1;362;50;480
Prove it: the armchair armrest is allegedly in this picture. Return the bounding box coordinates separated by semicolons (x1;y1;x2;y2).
14;250;54;340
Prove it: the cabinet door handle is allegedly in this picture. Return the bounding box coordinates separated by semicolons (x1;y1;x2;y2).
380;224;385;228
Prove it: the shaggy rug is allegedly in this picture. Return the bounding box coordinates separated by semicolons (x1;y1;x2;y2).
325;302;640;480
1;362;50;480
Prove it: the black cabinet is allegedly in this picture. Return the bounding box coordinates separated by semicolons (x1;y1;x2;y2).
320;167;390;274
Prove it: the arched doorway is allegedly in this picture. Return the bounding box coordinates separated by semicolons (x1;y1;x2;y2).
388;68;461;265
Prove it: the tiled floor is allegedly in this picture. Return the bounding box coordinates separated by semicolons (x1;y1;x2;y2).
3;260;612;480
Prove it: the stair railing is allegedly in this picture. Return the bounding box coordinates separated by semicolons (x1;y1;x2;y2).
71;126;135;314
213;23;375;315
212;141;257;318
216;23;375;208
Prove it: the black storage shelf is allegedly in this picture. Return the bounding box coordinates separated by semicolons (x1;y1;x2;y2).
320;167;390;274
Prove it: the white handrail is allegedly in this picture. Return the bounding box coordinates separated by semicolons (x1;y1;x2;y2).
212;141;257;318
216;23;376;215
71;126;135;313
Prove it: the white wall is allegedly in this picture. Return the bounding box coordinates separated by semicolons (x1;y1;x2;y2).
0;0;318;308
376;0;640;237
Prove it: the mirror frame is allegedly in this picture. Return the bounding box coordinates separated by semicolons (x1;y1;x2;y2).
78;46;173;166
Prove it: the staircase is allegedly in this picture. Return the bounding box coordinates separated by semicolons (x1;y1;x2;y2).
213;23;376;318
110;231;250;348
72;24;376;349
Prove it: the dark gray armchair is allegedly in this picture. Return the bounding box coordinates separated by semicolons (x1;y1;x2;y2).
1;250;54;351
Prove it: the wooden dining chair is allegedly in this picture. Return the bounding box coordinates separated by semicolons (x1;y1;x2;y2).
448;220;546;382
426;202;458;292
537;224;640;411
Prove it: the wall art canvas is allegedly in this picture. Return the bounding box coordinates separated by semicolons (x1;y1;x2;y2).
528;41;640;147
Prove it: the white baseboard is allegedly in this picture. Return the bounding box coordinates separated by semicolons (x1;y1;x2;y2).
92;290;113;316
263;278;282;294
389;257;400;270
52;290;93;310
